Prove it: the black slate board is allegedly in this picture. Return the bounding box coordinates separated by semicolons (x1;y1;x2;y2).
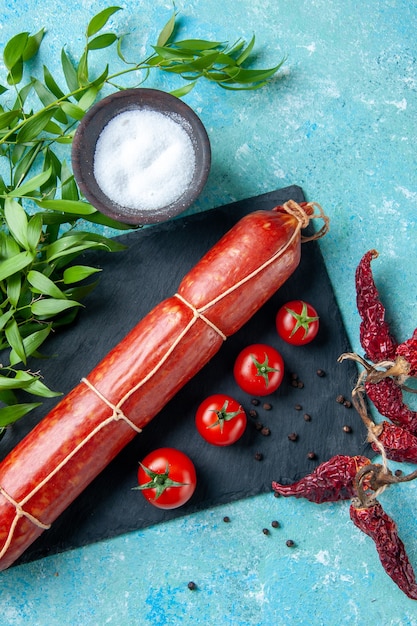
1;185;372;565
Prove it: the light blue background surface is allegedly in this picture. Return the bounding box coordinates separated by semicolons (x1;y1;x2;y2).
1;1;417;624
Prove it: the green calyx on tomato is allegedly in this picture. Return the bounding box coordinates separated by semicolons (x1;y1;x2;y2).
195;394;247;446
135;447;197;509
208;400;243;433
276;300;320;346
234;344;284;396
250;353;279;387
286;302;319;339
134;462;189;501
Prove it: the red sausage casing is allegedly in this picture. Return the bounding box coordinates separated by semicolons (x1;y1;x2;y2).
0;201;325;570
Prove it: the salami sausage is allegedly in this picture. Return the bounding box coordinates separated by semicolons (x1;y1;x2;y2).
0;200;328;570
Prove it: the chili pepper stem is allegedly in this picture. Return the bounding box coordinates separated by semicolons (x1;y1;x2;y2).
366;356;411;384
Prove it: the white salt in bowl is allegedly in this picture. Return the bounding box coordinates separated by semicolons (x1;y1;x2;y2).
72;88;211;225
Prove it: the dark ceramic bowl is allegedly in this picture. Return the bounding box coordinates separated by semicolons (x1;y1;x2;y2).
71;88;211;225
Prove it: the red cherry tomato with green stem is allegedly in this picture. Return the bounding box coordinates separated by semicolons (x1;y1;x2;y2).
233;343;284;396
134;447;197;509
276;300;320;346
195;394;247;446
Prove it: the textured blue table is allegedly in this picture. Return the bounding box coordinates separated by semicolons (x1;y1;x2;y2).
1;1;417;624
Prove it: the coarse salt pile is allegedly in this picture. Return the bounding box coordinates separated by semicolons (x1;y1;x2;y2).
93;109;196;213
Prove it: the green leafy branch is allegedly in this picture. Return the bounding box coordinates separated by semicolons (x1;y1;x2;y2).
0;6;286;437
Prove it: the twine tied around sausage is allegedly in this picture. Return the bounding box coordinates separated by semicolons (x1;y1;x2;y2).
0;200;328;562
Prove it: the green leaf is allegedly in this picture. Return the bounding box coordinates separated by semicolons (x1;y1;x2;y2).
4;197;29;249
31;298;82;317
60;101;86;121
0;109;21;130
3;32;29;70
31;77;68;124
6;273;21;308
16;373;61;398
152;45;195;61
7;166;52;197
0;250;34;282
0;84;8;96
27;270;67;299
5;319;26;364
43;65;66;99
7;61;24;86
61;48;79;93
87;6;122;37
87;33;118;51
0;374;35;391
172;39;222;51
223;61;286;85
46;238;109;263
169;81;197;98
16;109;56;143
35;198;96;215
0;403;42;428
157;11;177;47
0;230;21;258
235;34;255;65
77;86;98;111
61;171;79;202
63;265;102;284
77;50;89;87
27;213;43;250
12;144;41;187
0;310;15;332
22;28;45;62
9;325;53;366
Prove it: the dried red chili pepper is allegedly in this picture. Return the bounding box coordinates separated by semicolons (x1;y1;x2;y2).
366;328;417;387
395;328;417;377
369;420;417;463
348;381;417;463
365;378;417;435
355;249;398;363
350;498;417;599
271;455;371;503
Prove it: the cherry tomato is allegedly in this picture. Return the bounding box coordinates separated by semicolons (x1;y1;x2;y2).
276;300;320;346
195;394;247;446
135;447;197;509
233;343;284;396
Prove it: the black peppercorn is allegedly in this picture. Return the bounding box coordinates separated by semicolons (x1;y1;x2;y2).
336;394;345;404
271;520;280;528
261;426;271;436
188;581;197;590
343;400;352;408
286;539;295;547
294;403;302;411
251;398;260;406
343;425;352;433
288;432;298;442
303;413;312;422
223;516;231;523
249;409;258;418
262;528;270;535
307;451;316;460
316;369;325;377
263;403;272;411
254;452;263;461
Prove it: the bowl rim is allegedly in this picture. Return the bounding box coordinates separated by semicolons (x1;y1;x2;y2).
71;88;211;225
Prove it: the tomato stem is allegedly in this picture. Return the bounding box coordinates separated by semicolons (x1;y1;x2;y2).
286;302;319;339
250;353;279;387
207;400;243;433
134;462;189;500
